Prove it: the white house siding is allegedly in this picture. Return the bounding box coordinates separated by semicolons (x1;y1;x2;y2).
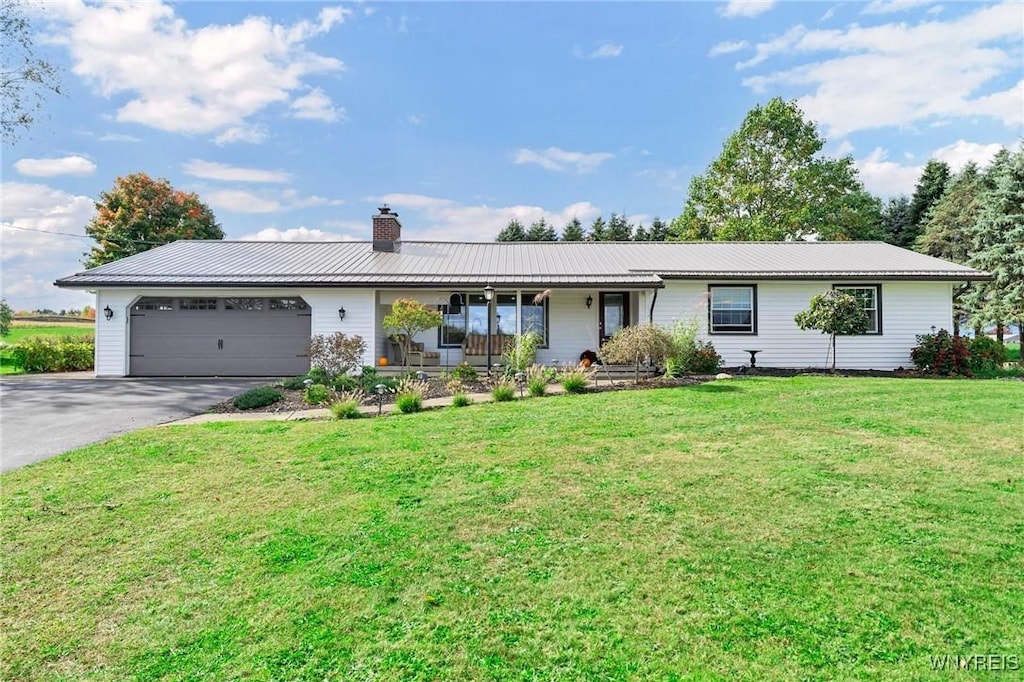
93;287;376;377
653;280;954;370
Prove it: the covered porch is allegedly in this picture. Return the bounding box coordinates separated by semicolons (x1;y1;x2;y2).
374;287;659;371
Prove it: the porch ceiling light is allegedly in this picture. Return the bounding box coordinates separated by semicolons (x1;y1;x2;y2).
103;305;114;321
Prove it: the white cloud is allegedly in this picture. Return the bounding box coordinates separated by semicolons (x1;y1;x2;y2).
43;2;349;139
514;147;614;173
290;87;344;123
239;226;360;241
0;183;95;261
377;193;603;242
863;0;933;15
931;139;1004;171
97;133;141;143
708;40;749;57
589;42;623;59
407;113;425;125
14;155;96;177
214;126;268;146
182;159;291;183
719;1;777;19
855;140;1007;196
855;148;923;196
205;188;344;214
737;2;1024;136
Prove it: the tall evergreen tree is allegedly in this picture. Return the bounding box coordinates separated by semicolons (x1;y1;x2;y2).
915;163;984;334
525;218;557;241
606;213;633;241
648;216;669;241
964;147;1024;338
588;215;609;241
881;196;914;247
496;219;527;241
633;222;650;241
907;159;951;245
560;217;585;241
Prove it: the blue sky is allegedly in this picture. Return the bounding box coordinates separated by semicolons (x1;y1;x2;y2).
2;0;1022;311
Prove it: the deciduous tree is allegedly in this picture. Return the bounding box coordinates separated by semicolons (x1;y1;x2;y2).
383;298;443;370
668;97;879;242
794;290;870;370
0;298;12;336
1;0;61;143
84;172;222;268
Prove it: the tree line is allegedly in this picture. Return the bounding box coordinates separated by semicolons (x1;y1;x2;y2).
495;98;1021;340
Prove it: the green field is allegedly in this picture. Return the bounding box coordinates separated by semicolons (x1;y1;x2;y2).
1008;342;1020;363
2;376;1022;680
0;322;94;375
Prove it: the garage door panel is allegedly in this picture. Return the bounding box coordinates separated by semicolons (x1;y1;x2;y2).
129;298;311;377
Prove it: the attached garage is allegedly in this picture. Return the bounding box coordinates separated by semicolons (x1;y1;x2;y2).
128;296;311;377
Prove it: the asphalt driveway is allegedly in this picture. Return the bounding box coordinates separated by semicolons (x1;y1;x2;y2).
0;376;264;472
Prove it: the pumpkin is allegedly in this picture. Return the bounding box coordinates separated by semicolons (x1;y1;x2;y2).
378;356;389;367
580;358;592;368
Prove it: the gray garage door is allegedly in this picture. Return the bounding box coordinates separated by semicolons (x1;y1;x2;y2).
129;296;311;377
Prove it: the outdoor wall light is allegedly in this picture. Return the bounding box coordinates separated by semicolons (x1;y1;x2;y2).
338;307;346;322
103;305;114;321
586;295;593;309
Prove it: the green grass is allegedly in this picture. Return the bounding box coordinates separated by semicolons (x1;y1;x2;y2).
1;322;94;375
2;377;1021;680
1007;342;1020;363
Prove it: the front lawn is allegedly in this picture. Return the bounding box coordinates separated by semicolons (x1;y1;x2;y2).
2;376;1021;680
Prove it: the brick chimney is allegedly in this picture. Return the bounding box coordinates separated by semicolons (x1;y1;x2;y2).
372;205;401;252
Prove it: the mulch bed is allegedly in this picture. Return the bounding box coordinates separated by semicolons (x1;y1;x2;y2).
208;365;1018;415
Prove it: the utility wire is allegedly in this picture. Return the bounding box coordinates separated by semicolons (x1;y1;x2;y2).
1;224;166;245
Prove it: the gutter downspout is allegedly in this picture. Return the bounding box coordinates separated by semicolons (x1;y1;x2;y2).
648;288;658;324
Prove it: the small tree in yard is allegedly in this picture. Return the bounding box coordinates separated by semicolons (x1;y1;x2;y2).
794;291;870;370
383;298;443;370
599;324;676;383
0;298;12;336
308;333;366;379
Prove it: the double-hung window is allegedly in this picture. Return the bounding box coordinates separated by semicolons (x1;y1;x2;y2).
709;285;756;334
833;285;881;334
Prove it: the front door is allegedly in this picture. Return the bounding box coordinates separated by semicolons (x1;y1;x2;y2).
599;292;630;344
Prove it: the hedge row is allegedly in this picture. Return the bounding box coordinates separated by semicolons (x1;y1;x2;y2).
8;336;95;373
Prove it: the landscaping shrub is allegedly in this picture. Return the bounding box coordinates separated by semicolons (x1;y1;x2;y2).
559;367;593;394
600;324;675;383
448;362;479;383
233;386;283;410
968;336;1007;373
331;400;363;420
394;376;429;414
278;375;310;390
668;320;722;375
331;374;361;392
303;383;333;405
395;393;422;413
308;332;366;379
491;381;516;402
10;336;95;373
306;367;329;385
911;329;972;376
451;393;472;408
502;331;542;373
526;364;549;396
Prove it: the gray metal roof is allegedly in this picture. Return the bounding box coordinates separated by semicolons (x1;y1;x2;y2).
55;239;989;289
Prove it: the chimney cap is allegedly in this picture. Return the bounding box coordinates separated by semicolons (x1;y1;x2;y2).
378;204;397;216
